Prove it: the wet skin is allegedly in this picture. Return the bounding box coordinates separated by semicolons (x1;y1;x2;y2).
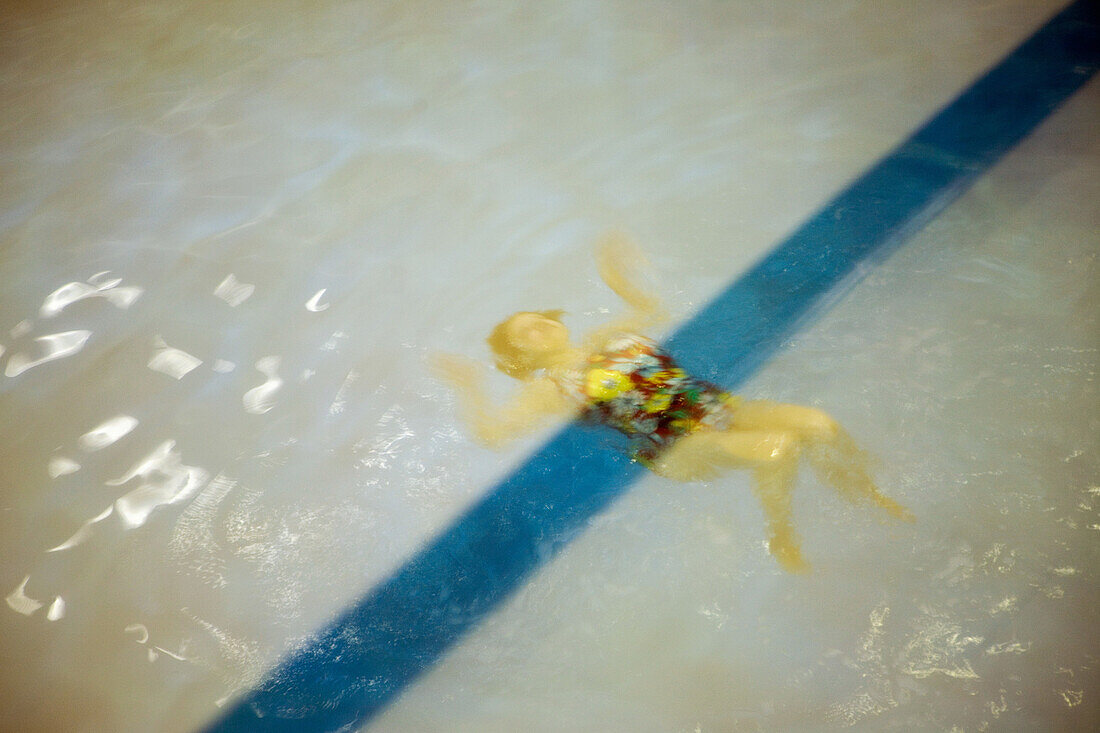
433;237;912;572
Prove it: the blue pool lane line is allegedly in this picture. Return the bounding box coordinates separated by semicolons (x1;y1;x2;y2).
207;3;1098;731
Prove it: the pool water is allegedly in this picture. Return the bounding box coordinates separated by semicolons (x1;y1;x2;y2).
1;1;1096;731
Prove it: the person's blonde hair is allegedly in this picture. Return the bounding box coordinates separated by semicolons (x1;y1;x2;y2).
487;310;565;379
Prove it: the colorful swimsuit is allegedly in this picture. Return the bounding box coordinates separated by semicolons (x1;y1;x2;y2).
555;334;740;464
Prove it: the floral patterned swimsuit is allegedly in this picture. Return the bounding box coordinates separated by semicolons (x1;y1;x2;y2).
555;334;740;464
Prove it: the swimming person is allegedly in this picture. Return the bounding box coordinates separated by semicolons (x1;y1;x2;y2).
432;236;912;572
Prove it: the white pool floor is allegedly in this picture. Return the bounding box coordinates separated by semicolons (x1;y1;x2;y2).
1;1;1096;731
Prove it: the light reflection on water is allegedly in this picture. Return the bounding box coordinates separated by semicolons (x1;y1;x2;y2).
148;337;205;379
5;329;93;378
79;414;140;451
242;356;283;415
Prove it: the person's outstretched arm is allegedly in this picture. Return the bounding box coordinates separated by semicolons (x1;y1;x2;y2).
583;234;668;348
430;354;572;448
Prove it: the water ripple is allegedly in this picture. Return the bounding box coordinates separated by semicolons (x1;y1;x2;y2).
108;440;209;529
148;337;203;379
79;415;139;451
243;356;282;414
214;273;255;307
46;596;65;621
5;576;43;616
305;288;329;312
47;505;114;552
48;455;81;478
4;330;92;377
39;275;142;318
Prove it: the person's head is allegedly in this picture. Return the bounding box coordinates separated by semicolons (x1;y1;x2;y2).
487;310;568;378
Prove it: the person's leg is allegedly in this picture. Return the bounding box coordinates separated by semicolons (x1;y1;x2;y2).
731;399;839;441
733;400;912;521
805;427;914;521
750;448;808;573
650;429;793;481
651;429;809;572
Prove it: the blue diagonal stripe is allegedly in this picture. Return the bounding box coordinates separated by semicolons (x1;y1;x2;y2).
206;2;1098;731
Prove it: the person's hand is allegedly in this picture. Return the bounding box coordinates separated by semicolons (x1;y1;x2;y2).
595;233;660;315
429;353;485;391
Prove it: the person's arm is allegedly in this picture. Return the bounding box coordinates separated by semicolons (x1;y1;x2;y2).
430;354;572;448
583;234;668;348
